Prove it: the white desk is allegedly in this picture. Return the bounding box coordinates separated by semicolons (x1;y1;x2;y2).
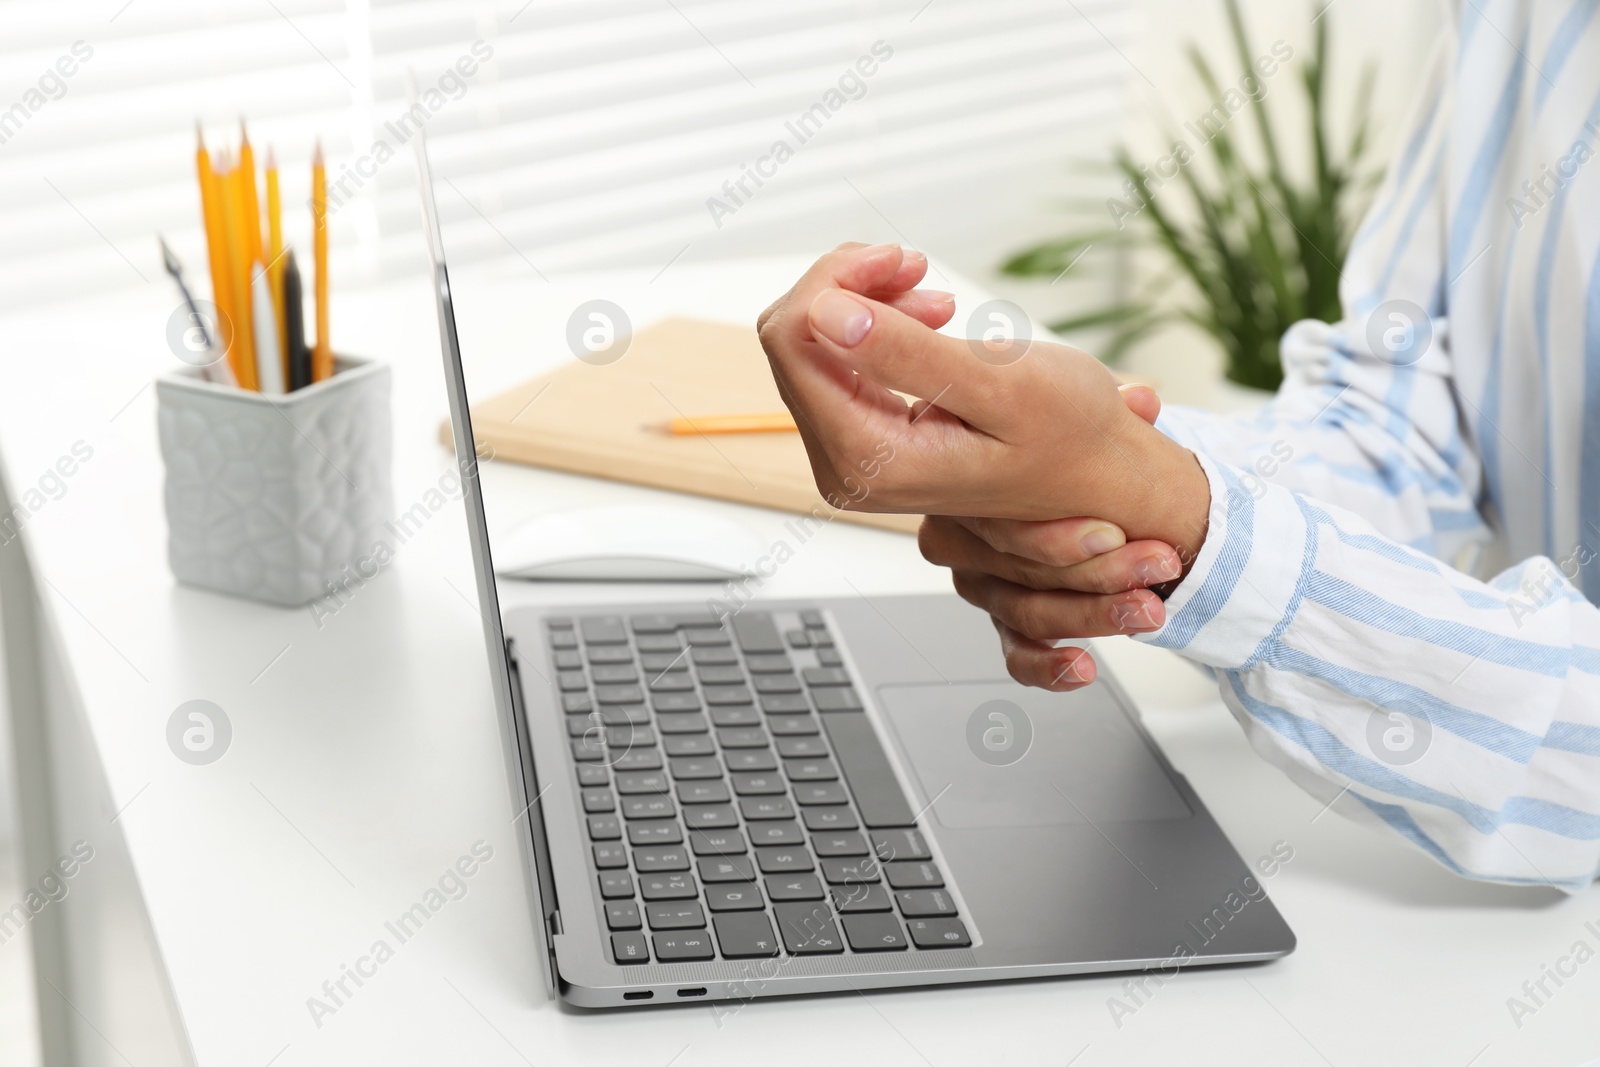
1;255;1595;1067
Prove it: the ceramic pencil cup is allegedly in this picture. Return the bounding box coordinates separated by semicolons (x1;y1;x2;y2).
156;356;393;607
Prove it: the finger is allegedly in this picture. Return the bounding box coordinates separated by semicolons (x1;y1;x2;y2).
992;618;1097;691
952;571;1165;640
757;243;908;339
923;517;1183;593
1119;383;1162;425
950;515;1181;583
806;287;1030;432
876;289;955;330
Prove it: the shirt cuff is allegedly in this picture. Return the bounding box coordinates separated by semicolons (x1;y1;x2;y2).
1132;450;1313;670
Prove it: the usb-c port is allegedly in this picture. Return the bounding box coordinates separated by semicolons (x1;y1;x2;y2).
623;991;653;1001
676;987;707;998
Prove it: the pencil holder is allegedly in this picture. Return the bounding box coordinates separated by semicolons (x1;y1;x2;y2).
156;357;393;607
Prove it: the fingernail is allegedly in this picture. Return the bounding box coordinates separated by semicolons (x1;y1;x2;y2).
1113;595;1162;632
922;290;954;303
1134;554;1182;585
1066;653;1092;683
1079;523;1124;555
904;248;926;265
810;289;874;347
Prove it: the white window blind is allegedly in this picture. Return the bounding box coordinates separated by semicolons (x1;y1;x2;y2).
0;0;1135;310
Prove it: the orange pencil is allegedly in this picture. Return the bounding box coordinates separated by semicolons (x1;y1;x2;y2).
238;120;264;265
265;147;287;382
654;413;798;435
195;126;236;375
311;140;331;382
217;156;259;390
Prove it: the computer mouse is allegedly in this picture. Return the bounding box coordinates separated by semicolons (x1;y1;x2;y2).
492;504;764;581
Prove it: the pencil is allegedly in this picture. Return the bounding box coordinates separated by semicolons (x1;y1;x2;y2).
311;140;331;382
195;126;237;378
218;155;259;390
265;147;287;383
653;413;799;435
284;250;311;391
238;119;264;265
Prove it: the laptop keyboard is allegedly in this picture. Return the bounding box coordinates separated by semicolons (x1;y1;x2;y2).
544;609;972;966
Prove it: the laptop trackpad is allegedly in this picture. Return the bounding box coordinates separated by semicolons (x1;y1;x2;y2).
876;682;1191;829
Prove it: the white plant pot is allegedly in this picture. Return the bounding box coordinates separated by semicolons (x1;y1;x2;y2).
156;356;393;606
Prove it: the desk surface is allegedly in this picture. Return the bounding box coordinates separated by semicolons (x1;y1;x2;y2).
1;255;1596;1067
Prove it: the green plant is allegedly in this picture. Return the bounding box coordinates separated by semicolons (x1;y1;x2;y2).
1001;0;1380;391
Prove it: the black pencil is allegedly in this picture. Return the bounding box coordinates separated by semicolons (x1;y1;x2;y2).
284;250;312;391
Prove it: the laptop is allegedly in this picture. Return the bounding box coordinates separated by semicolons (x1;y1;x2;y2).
412;134;1294;1009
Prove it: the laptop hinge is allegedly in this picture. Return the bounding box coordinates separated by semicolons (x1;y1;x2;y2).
506;641;562;992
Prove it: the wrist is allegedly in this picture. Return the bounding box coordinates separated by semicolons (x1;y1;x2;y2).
1118;430;1211;577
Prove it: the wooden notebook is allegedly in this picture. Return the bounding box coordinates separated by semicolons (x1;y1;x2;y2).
449;317;920;535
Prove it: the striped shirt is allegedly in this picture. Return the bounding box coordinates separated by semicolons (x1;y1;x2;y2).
1139;0;1600;890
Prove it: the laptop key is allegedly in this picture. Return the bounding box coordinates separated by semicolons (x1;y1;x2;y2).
812;831;869;857
821;857;881;885
613;749;663;770
586;646;633;664
793;782;849;806
669;757;722;780
765;874;825;901
683;804;738;829
599;872;635;899
730;772;785;795
677;780;730;805
562;693;595;714
684;628;731;647
767;714;820;737
802;667;851;687
689;829;747;855
576;764;609;787
614;771;669;794
611;931;650;964
718;728;769;749
640;873;698;901
587;815;621;840
784;759;838;782
714;913;780;958
773;902;844;954
906;917;971;949
817;648;843;667
567;715;600;738
622;796;675;820
595;684;644;704
558;670;588;691
896;889;958;917
696;855;755;883
731;613;785;654
656;713;709;735
756;846;814;873
553;649;582;670
646;902;705;930
830;884;893;913
633;846;690;872
581;789;615;813
606;726;656;748
885;861;944;889
628;822;682;846
593;844;628;869
652;692;702;713
843;914;908;952
580;616;627;644
696;666;746;686
777;737;829;759
691;646;739;666
643;651;692;671
705;687;755;706
600;706;650;726
629;614;679;634
818;712;915;828
786;629;812;648
710;706;761;728
706;884;765;911
606;901;642;930
754;674;802;694
812;687;863;711
648;673;695;692
591;665;639;684
744;653;794;674
550;630;578;650
802;807;856;831
652;930;715;962
724;750;778;773
635;634;682;653
740;796;795;821
748;822;805;847
759;693;810;714
664;735;716;757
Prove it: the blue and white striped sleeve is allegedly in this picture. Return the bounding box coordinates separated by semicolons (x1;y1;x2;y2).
1131;35;1600;890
